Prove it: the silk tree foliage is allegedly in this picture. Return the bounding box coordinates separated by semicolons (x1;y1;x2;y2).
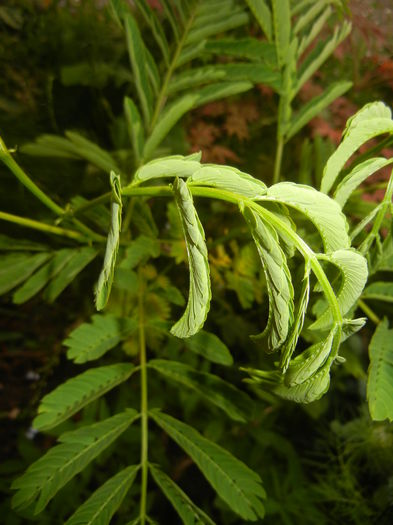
0;0;393;523
3;101;393;524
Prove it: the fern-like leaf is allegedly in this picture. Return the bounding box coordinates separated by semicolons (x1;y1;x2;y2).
12;410;139;514
33;363;135;431
151;411;266;521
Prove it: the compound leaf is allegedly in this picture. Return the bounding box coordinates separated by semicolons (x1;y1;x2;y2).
310;249;368;331
95;172;122;311
0;252;50;295
264;182;350;252
65;314;138;364
245;0;272;41
150;411;266;521
149;359;253;422
362;282;393;303
171;178;211;338
150;465;216;525
183;330;233;366
65;464;140;525
12;410;138;514
33;363;135;431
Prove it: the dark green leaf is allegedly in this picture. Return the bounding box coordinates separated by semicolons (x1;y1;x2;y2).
183;330;233;366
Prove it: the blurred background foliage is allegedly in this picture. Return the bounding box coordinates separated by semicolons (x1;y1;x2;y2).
0;1;393;523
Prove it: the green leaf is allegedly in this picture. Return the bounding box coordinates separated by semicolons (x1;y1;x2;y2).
334;157;393;207
43;246;97;302
193;81;253;107
272;0;291;69
65;315;138;364
295;21;351;94
185;10;249;46
274;361;331;404
171;178;211;338
183;330;233;366
20;134;82;159
150;411;266;521
143;94;198;161
33;363;135;431
13;249;77;304
12;410;138;513
362;282;393;303
168;64;281;94
188;165;267;198
149;359;252;422
205;38;276;63
137;0;170;66
342;101;392;139
132;154;201;186
286;81;352;141
150;465;216;525
0;252;50;295
95;172;122;311
284;328;337;387
119;235;160;270
124;97;144;166
245;0;272;41
65;131;120;173
297;6;332;57
279;263;310;371
242;206;294;351
264;182;350;252
65;464;140;525
309;249;368;331
367;318;393;422
322;117;393;194
124;13;153;125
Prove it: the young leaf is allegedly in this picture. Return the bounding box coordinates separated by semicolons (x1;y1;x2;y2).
65;315;138;364
143;94;198;161
183;330;233;366
65;464;140;525
150;464;216;525
286;81;352;141
124;96;144;166
137;0;170;66
343;101;392;139
124;13;153;125
309;249;368;331
33;363;135;431
284;328;337;387
274;361;331;404
245;0;272;41
322;116;393;194
263;182;350;251
65;131;120;173
334;157;393;207
367;318;393;422
12;410;139;514
13;248;77;304
170;178;211;338
0;252;50;295
185;10;249;46
131;154;201;186
272;0;291;69
293;0;327;34
279;263;310;371
43;246;97;302
242;206;294;351
149;359;253;422
362;282;393;303
188;165;267;198
205;38;276;63
297;6;332;57
150;411;266;521
193;81;253;107
95;172;122;311
119;235;160;270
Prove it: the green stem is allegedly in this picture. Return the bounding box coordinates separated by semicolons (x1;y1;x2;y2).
138;271;148;525
0;138;64;216
358;299;381;325
122;183;343;325
273;137;284;184
0;210;86;241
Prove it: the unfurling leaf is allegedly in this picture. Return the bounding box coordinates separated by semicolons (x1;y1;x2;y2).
171;178;211;338
95;172;122;311
242;206;294;351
